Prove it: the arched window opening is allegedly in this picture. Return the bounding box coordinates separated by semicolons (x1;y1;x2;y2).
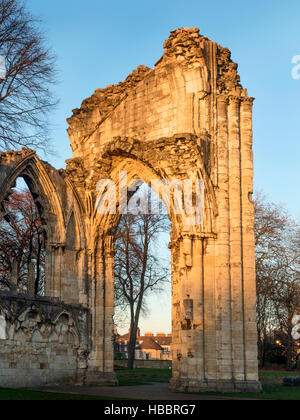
113;182;172;367
0;177;46;295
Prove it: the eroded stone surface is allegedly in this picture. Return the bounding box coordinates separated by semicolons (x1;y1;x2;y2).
0;292;89;388
0;28;261;392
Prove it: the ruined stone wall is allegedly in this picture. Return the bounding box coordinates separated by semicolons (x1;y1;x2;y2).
114;359;172;370
0;292;90;388
0;28;261;393
0;149;88;307
65;28;261;393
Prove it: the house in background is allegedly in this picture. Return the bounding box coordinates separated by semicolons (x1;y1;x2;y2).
115;329;172;360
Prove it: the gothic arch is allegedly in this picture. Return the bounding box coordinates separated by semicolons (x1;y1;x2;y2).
92;135;218;240
0;149;65;245
65;28;260;393
0;149;87;304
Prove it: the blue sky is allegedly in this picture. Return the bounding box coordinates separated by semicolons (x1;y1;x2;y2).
26;0;300;333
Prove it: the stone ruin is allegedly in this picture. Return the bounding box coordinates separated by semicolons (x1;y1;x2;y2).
0;28;261;392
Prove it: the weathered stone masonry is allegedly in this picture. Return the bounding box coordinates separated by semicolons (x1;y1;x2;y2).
0;28;261;392
0;291;89;388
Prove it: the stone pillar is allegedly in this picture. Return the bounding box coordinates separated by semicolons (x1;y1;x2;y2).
228;95;245;382
85;235;117;386
203;237;217;382
103;235;116;375
240;97;261;387
215;94;233;382
169;238;181;385
27;262;35;296
45;245;63;298
9;260;18;292
170;235;206;392
224;95;261;392
0;312;6;340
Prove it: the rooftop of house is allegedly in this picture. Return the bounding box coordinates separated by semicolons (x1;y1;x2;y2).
136;337;163;351
115;329;172;347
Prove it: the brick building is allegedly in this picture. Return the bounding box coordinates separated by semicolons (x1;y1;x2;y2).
115;329;172;360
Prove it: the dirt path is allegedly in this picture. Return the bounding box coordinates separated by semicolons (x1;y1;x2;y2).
35;382;257;400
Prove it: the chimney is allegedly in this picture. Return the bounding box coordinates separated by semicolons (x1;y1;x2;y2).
128;328;141;338
145;332;154;337
156;333;166;337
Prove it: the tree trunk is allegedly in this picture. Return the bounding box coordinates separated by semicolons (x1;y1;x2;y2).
127;315;136;370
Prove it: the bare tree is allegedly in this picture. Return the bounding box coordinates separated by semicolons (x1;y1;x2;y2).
114;211;170;369
0;0;58;151
0;184;45;294
254;192;300;369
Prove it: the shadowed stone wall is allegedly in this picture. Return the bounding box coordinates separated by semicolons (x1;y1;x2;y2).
0;292;90;388
114;360;172;370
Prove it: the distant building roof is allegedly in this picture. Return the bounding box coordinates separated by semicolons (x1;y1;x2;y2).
137;337;163;351
154;336;172;346
115;329;172;347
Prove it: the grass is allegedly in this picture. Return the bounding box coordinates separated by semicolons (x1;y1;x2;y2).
0;388;123;400
116;368;172;386
0;368;299;400
259;370;300;379
202;384;300;401
188;370;300;400
115;368;300;400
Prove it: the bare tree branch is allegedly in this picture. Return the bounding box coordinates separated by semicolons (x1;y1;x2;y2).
114;206;170;369
0;0;58;152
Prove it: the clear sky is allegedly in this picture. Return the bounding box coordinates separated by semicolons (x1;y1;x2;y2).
26;0;300;334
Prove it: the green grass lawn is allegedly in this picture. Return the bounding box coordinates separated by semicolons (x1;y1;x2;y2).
116;368;172;386
0;388;123;401
194;370;300;400
259;370;300;379
0;369;299;400
116;368;300;400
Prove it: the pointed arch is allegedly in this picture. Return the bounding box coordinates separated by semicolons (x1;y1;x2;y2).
0;151;65;245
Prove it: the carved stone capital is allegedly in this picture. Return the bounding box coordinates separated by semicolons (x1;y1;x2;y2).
240;96;255;108
169;232;217;249
227;95;241;105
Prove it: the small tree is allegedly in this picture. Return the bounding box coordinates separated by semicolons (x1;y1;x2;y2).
0;0;58;151
254;192;300;369
114;211;170;369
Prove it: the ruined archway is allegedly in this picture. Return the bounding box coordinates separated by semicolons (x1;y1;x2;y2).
0;28;261;392
62;28;260;392
0;149;86;304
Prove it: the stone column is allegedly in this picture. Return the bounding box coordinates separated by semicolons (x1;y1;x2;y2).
27;262;35;296
103;235;116;375
170;235;206;392
85;240;104;384
203;237;217;382
45;245;63;298
227;95;245;382
240;97;261;389
9;260;18;292
85;235;117;386
215;95;233;382
169;239;181;385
